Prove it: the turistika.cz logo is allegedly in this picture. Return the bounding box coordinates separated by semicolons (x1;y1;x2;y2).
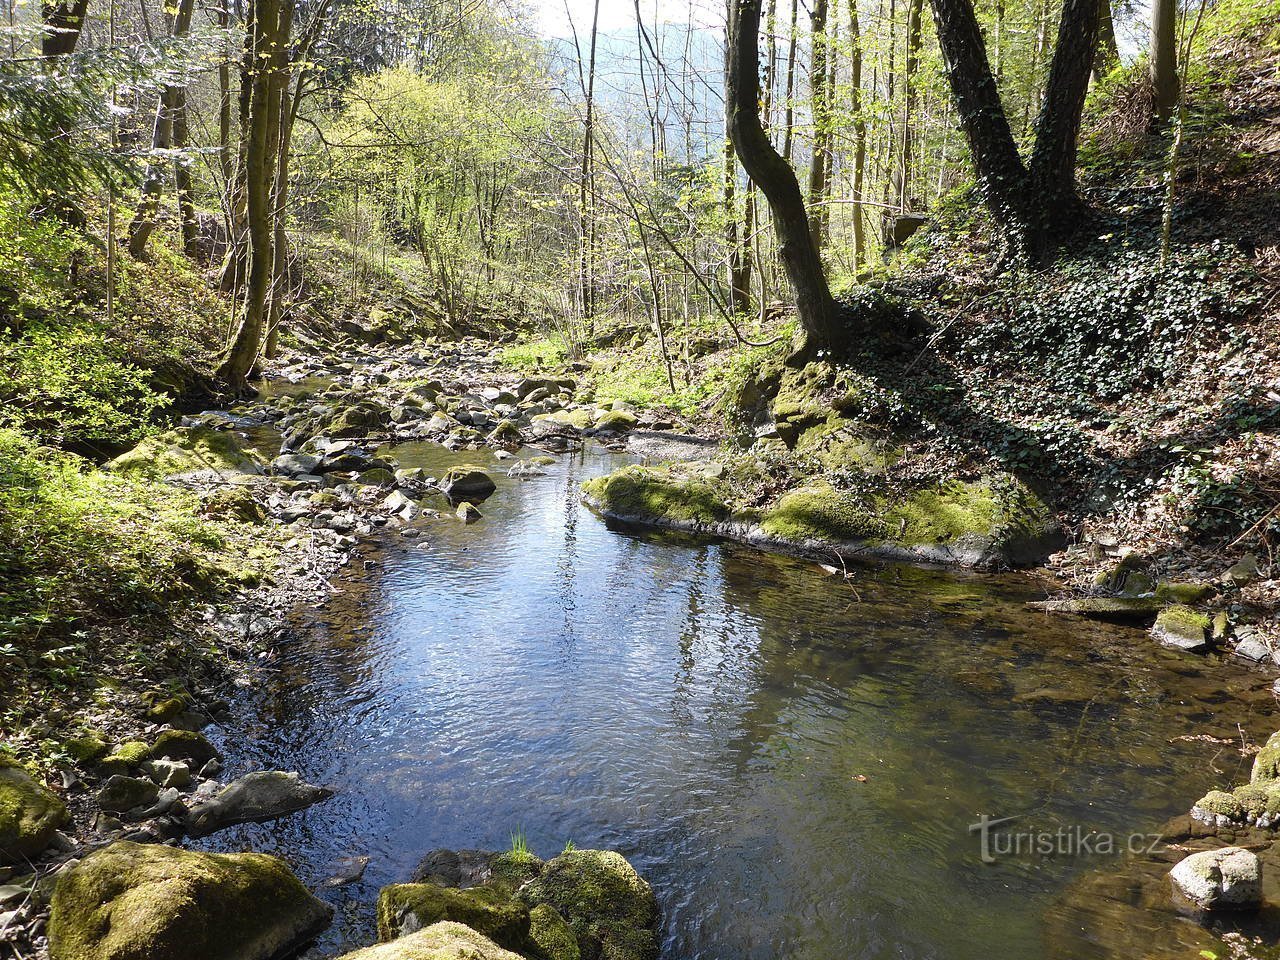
968;814;1165;864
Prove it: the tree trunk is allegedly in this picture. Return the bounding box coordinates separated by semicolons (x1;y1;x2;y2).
805;0;831;251
781;0;799;162
896;0;924;212
848;0;868;268
728;0;840;349
218;0;290;388
126;0;195;259
1094;0;1118;79
578;0;601;324
42;0;89;56
1150;0;1178;124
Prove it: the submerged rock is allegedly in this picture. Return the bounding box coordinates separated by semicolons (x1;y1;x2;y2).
1026;597;1162;620
1169;846;1261;911
335;922;524;960
186;771;333;838
0;758;68;865
47;840;332;960
377;883;529;951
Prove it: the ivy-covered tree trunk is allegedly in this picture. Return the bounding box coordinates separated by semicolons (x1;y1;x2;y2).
728;0;841;350
42;0;89;57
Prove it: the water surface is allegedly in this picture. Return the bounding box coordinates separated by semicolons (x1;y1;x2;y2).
204;441;1279;959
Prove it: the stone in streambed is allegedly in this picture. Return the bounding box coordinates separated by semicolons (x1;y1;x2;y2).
377;883;529;950
0;758;68;866
440;466;496;503
1151;604;1211;652
47;840;332;960
96;776;158;815
186;771;332;838
150;729;220;768
333;922;523;960
1169;846;1261;911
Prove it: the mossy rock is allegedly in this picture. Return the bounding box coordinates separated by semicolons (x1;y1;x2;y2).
202;486;267;524
534;409;594;432
441;466;497;502
322;401;391;438
488;850;544;897
334;922;525;960
97;775;158;814
65;732;109;765
358;468;398;488
99;741;152;776
1193;789;1244;821
48;840;332;960
489;420;523;444
792;417;896;474
528;904;579;960
517;850;658;960
377;883;529;951
1155;581;1216;604
151;729;220;767
107;427;262;480
759;485;884;543
1026;597;1162;620
0;759;69;866
141;690;190;723
1253;730;1280;783
1151;604;1212;652
769;361;857;444
593;410;637;433
582;466;729;527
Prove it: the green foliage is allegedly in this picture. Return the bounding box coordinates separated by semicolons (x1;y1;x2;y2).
499;337;568;371
0;428;276;648
510;827;530;857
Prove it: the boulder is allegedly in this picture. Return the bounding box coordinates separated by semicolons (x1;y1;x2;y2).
186;771;332;838
528;904;580;960
456;502;482;524
1169;847;1261;911
273;453;321;477
106;427;262;480
1226;553;1262;586
377;884;529;950
1151;604;1211;652
151;729;220;768
0;759;68;865
96;776;159;815
47;841;332;960
440;466;497;503
1025;597;1163;620
518;850;658;960
333;922;524;960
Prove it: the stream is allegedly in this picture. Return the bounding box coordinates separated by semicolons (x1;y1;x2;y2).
200;435;1280;959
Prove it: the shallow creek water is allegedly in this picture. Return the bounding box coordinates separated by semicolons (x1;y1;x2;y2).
203;436;1280;959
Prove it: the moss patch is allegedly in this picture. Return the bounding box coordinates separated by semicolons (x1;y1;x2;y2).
582;466;729;525
1152;604;1212;648
528;904;579;960
47;840;332;960
106;426;261;479
377;883;529;951
1254;730;1280;783
150;729;220;767
335;922;525;960
759;485;884;543
0;761;68;865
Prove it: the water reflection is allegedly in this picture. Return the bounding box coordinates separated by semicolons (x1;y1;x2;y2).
202;441;1279;959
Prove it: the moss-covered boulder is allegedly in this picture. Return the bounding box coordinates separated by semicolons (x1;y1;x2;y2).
321;401;391;439
1253;730;1280;783
377;884;529;951
1151;604;1212;652
528;904;580;960
518;850;658;960
151;729;220;767
532;409;594;433
335;922;525;960
593;410;637;433
107;427;262;479
65;731;109;765
47;841;332;960
96;775;159;814
99;741;151;777
759;485;883;543
0;758;68;865
202;486;267;524
1155;581;1216;604
1026;597;1162;620
582;466;729;527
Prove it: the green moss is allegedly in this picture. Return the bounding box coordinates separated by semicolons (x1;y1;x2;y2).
99;740;151;776
335;922;526;960
47;840;332;960
150;729;219;767
885;481;1001;545
489;850;544;897
535;409;594;432
202;486;267;524
759;485;884;543
1153;604;1211;646
792;418;895;473
1253;730;1280;783
1194;789;1244;819
489;420;523;443
377;883;529;951
1155;581;1216;604
594;410;638;433
528;905;579;960
64;731;108;764
0;763;68;865
582;466;729;526
141;691;188;723
106;426;260;479
518;850;658;960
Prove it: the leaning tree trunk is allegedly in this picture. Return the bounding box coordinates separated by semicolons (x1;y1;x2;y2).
218;0;290;388
728;0;840;350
